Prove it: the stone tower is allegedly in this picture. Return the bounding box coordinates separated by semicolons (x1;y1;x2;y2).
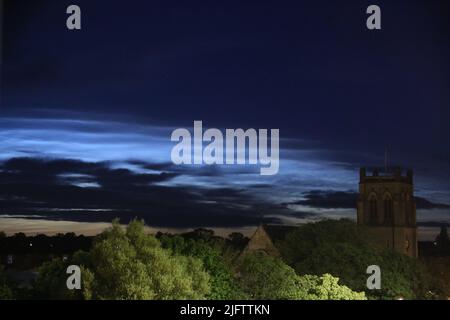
357;167;417;258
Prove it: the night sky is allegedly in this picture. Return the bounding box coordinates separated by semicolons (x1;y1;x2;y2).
1;0;450;237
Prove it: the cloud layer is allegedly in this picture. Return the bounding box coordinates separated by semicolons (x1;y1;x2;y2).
0;113;449;229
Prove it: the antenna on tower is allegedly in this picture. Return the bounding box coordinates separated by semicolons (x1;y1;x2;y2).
384;145;389;173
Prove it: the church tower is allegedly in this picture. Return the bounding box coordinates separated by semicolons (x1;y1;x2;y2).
357;167;417;258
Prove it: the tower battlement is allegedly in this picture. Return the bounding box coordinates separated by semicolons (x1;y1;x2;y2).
360;167;413;184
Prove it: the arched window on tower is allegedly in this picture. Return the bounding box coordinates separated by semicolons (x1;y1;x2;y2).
368;193;378;224
384;193;393;225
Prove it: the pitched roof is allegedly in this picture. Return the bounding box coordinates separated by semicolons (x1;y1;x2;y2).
242;224;300;257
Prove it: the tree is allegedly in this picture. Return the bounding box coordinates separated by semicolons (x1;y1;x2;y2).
90;219;211;299
34;219;211;300
34;257;84;300
293;274;366;300
236;252;299;299
278;219;435;299
227;232;248;249
236;252;366;300
159;234;246;299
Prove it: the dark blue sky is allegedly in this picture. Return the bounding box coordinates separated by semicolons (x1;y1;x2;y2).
1;0;450;234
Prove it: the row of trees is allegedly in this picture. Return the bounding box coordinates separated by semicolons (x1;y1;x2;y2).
1;219;366;300
0;231;92;255
2;219;444;300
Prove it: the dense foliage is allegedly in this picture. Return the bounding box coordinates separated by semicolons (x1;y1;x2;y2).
278;219;437;299
236;252;366;300
2;219;444;300
159;233;246;299
35;219;210;299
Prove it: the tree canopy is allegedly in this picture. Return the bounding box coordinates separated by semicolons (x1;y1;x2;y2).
278;219;436;299
159;232;247;299
35;219;210;300
236;252;366;300
20;219;442;300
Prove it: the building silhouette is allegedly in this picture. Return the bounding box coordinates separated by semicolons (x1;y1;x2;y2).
242;224;296;257
357;167;417;257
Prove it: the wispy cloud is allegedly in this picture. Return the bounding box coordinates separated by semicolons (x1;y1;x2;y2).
0;112;449;228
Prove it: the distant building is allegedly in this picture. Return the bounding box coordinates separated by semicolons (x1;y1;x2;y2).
357;167;418;258
242;224;296;256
